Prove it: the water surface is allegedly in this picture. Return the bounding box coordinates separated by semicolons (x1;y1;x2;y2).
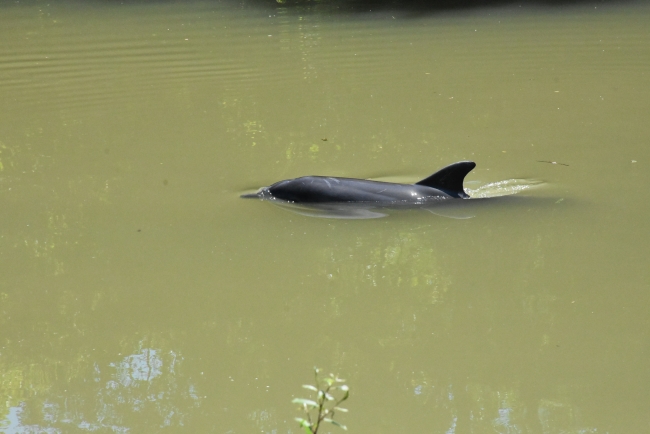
1;1;649;432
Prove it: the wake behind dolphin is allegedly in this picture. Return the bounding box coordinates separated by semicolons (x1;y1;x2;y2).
241;161;542;219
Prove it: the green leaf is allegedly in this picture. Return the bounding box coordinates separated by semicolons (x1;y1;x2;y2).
323;418;347;430
302;385;318;392
296;418;313;433
295;418;312;427
324;393;335;401
333;407;348;412
292;398;319;408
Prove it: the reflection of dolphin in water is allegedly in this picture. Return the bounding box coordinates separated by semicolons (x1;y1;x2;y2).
241;161;543;219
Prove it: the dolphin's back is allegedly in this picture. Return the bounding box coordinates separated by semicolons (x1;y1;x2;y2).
267;177;451;203
242;161;476;203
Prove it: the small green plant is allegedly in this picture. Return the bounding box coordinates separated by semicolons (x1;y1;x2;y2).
292;367;350;433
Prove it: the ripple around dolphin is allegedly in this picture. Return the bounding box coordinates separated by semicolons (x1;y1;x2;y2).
252;178;549;220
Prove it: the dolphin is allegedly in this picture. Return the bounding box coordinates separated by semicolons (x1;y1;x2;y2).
241;161;476;204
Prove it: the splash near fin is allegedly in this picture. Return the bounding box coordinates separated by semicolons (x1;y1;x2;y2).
415;161;476;198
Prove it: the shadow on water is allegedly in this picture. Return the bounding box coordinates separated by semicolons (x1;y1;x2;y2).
237;0;636;14
30;0;636;14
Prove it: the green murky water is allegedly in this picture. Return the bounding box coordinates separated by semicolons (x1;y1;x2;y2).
1;1;649;432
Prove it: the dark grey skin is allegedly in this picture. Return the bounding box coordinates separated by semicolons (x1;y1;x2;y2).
241;161;476;204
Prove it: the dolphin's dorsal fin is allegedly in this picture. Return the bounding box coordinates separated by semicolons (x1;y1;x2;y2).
415;161;476;198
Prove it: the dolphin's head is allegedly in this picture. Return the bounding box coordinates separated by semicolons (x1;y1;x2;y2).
240;187;273;200
265;179;305;202
241;179;304;201
241;178;327;203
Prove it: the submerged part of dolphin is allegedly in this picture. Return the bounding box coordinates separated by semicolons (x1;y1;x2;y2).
241;161;476;204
